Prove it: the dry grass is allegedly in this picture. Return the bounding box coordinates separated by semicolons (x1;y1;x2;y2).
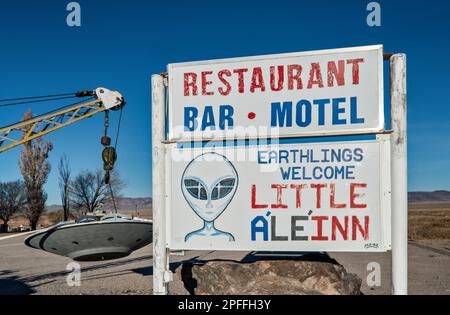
408;202;450;240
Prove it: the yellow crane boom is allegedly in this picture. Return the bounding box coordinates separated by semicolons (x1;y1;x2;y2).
0;87;124;153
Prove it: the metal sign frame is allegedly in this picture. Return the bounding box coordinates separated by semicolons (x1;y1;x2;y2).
167;45;385;142
167;135;392;252
151;51;407;295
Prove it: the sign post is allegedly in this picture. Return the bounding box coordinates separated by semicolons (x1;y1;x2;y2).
390;54;408;295
152;45;408;295
151;74;169;295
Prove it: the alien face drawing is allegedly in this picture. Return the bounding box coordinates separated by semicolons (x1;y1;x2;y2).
181;152;238;242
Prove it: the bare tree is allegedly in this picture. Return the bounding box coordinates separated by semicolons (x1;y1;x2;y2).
0;180;26;231
58;155;71;221
71;169;125;215
19;110;52;230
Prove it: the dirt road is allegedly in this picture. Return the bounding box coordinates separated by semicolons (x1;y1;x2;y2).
0;233;448;295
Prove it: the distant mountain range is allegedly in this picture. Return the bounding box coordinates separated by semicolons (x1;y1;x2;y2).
44;191;450;212
46;197;152;213
102;197;152;211
408;190;450;203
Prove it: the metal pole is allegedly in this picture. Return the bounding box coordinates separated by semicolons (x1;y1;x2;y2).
390;54;408;295
152;74;168;295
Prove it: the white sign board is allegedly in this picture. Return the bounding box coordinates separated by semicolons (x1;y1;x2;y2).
168;136;391;252
168;45;384;141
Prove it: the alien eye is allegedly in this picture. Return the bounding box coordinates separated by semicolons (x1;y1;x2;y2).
184;178;207;200
211;177;235;200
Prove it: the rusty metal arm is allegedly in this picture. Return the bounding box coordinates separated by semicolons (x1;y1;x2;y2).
0;87;124;153
0;99;105;153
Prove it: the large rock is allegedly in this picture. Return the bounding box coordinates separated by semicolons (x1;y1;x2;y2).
175;256;361;295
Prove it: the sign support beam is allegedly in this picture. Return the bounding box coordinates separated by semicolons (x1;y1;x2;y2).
152;74;169;295
390;54;408;295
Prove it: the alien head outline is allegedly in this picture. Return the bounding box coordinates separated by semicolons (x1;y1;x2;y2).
181;152;238;242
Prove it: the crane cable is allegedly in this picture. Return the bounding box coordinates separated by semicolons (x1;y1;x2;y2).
109;181;119;214
0;92;79;107
106;106;124;214
0;95;79;107
114;106;124;150
0;92;76;102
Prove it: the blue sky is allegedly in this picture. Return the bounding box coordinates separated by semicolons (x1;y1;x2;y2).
0;0;449;204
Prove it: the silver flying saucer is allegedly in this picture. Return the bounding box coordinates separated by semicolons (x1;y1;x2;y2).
24;214;152;261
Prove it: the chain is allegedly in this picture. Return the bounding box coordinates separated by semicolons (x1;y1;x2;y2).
104;110;109;138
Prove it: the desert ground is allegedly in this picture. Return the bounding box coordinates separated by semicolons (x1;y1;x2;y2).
0;203;448;295
408;202;450;240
